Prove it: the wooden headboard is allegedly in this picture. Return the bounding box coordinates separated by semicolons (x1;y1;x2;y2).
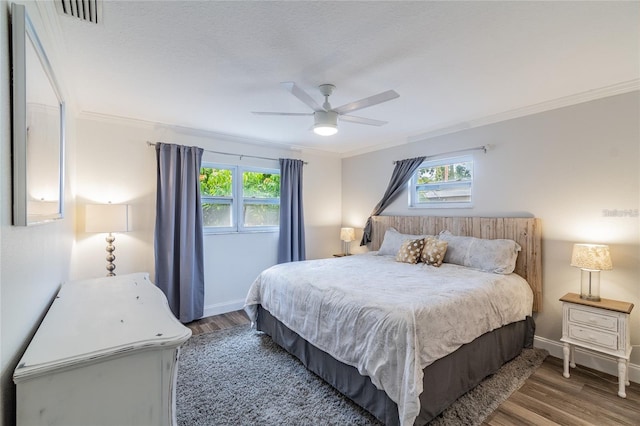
370;216;543;312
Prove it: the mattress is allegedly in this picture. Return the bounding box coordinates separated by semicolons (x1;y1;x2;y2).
245;253;533;425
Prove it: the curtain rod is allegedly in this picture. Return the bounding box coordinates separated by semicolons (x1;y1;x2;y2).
146;141;308;164
392;145;487;164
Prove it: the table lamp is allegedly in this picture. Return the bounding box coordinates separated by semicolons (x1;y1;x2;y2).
340;227;355;255
570;243;612;301
86;203;129;276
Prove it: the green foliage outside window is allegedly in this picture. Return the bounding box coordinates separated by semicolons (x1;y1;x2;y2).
200;166;280;229
242;171;280;198
200;168;232;196
199;168;280;198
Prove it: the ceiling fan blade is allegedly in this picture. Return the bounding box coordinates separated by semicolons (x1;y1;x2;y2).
281;81;325;112
252;111;313;116
334;90;399;115
339;115;388;126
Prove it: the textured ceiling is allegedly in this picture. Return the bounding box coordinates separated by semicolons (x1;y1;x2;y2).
51;1;639;156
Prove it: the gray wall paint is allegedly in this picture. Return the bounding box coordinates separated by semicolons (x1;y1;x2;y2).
343;91;640;365
73;114;343;316
0;2;76;424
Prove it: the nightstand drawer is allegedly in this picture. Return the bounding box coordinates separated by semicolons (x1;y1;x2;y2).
568;324;618;350
568;307;618;332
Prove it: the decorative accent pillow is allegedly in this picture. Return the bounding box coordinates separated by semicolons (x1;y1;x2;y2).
421;236;448;267
438;231;521;274
377;228;429;256
395;238;425;264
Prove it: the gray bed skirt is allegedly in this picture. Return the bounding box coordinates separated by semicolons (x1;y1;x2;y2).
256;305;535;425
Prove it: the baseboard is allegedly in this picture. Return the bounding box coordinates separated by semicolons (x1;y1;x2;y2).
202;299;246;318
534;336;640;385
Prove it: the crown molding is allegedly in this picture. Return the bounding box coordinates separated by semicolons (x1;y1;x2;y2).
76;111;342;158
406;80;640;145
78;78;639;161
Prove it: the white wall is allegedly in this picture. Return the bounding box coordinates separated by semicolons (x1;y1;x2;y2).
343;92;640;372
73;114;343;316
0;2;76;425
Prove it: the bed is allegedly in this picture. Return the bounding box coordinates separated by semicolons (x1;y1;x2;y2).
245;216;542;425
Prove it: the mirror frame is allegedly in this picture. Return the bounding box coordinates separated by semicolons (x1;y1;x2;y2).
11;3;66;226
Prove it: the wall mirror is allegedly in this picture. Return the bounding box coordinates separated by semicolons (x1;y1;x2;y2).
11;3;65;226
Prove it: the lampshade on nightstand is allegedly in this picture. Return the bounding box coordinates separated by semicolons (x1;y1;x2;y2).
340;227;355;255
570;243;612;302
86;204;129;277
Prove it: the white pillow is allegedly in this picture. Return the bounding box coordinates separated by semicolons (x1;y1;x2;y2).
438;231;521;274
377;228;429;256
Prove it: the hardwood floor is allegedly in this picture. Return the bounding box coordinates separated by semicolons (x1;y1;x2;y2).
186;311;640;425
186;309;250;335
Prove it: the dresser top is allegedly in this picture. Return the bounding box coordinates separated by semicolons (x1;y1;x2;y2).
560;292;634;314
14;273;192;381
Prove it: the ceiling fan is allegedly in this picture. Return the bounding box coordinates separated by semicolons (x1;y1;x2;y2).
252;82;400;136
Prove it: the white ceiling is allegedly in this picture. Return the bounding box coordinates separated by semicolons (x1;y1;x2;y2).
49;1;639;156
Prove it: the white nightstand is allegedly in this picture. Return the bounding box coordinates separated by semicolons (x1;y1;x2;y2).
560;292;634;398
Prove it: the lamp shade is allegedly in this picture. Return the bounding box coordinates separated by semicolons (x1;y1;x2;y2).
85;204;129;233
340;227;355;242
570;244;612;271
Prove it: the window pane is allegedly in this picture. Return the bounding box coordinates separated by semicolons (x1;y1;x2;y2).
411;156;473;208
243;204;279;227
202;203;232;227
243;171;280;198
200;167;233;196
416;161;472;185
417;182;471;203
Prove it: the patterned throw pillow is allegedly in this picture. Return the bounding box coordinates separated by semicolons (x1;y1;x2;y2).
395;238;425;264
421;236;448;267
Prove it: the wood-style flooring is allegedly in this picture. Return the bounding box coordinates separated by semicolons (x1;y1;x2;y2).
186;311;640;426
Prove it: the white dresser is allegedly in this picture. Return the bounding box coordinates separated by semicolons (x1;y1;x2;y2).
13;273;192;426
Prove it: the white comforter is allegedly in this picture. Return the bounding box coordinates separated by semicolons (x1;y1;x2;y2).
244;253;533;426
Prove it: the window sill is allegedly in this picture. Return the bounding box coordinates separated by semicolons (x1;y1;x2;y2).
203;229;279;236
409;203;474;209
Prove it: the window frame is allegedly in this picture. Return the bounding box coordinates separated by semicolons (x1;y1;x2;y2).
200;163;280;234
408;155;474;209
237;166;280;233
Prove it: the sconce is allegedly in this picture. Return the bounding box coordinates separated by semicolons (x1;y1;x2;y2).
85;203;129;277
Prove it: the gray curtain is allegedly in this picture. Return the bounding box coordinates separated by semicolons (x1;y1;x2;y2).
154;142;205;323
360;156;426;246
277;158;306;263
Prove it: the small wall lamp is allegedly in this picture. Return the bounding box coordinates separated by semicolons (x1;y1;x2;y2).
340;227;355;255
85;203;129;276
570;243;613;301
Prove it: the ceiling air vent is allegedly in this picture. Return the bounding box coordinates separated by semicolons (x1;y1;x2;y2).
56;0;103;24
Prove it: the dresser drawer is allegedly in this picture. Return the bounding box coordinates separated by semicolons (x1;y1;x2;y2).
568;324;618;350
568;307;618;332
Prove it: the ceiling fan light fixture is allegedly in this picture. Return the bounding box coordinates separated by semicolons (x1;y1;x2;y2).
314;124;338;136
313;110;338;136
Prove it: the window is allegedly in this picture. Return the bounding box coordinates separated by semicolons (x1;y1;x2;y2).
409;156;473;208
200;164;280;233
